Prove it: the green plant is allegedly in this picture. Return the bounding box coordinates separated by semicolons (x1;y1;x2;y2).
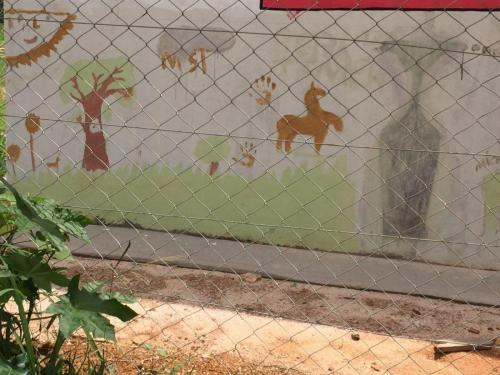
1;22;6;177
139;343;194;375
0;178;138;374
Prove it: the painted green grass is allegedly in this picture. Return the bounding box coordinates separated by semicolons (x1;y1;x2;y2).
15;156;360;252
483;172;500;235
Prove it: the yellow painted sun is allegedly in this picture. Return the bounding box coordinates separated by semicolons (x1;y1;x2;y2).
5;8;76;68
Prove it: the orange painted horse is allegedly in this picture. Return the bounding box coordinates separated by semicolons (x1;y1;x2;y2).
276;82;343;154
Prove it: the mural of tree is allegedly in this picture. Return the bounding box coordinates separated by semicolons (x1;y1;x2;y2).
375;39;462;240
60;58;135;172
194;136;231;176
6;144;21;176
25;113;41;172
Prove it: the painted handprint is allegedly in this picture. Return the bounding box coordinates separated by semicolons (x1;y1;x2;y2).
233;142;257;168
254;75;277;106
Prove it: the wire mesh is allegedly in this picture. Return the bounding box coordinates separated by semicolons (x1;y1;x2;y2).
3;0;500;373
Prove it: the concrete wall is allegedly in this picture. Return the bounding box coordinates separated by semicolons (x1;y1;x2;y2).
5;0;500;270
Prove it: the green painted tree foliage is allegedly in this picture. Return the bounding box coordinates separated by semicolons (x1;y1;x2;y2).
60;57;135;107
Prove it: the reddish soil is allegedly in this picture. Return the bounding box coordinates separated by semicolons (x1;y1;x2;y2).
57;338;298;374
65;257;500;343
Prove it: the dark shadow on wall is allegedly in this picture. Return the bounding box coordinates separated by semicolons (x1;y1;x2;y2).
379;102;442;239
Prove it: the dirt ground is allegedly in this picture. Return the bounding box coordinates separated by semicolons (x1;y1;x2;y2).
56;335;499;375
66;256;500;344
57;338;298;374
56;256;500;374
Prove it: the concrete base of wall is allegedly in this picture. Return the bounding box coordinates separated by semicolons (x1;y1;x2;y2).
71;225;500;307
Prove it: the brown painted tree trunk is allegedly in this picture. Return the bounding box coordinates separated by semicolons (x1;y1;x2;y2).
82;129;109;172
29;134;36;172
81;96;105;129
79;97;109;171
80;115;109;172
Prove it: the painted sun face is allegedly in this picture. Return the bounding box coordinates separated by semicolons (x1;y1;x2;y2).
5;9;76;67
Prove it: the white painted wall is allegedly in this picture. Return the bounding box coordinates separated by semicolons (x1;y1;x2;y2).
6;0;500;269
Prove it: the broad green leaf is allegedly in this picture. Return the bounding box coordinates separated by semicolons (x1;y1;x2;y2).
10;209;37;235
46;298;116;341
0;289;16;304
1;178;65;241
0;191;15;209
32;231;72;260
0;193;36;234
68;276;137;322
0;180;90;260
0;267;36;303
0;224;14;236
29;197;91;242
84;281;137;304
3;252;69;291
0;364;27;375
44;276;137;340
0;358;29;375
83;281;105;292
0;269;13;278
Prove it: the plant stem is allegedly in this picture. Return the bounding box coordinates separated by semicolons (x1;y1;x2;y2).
46;331;65;370
83;326;107;372
12;291;37;374
0;257;38;374
83;327;103;361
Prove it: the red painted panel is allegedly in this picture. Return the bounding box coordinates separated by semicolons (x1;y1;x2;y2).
261;0;500;10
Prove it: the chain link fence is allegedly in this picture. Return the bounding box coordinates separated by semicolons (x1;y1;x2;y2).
4;0;500;373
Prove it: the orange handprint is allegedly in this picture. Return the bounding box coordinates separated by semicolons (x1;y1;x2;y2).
254;75;277;106
233;142;257;168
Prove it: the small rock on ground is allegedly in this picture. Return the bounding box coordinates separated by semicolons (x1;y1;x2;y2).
241;273;262;284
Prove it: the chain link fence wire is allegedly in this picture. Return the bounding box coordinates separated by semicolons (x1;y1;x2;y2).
3;0;500;373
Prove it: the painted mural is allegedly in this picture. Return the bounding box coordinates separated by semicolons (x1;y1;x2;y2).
25;112;41;172
254;76;277;107
276;82;343;154
261;0;500;10
378;44;445;241
5;0;500;270
60;58;135;171
5;8;76;67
